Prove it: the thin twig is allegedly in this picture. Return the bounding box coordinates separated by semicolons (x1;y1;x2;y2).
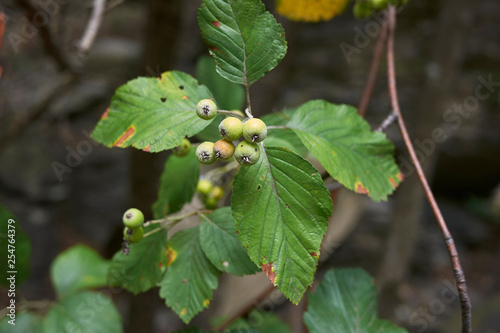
357;15;389;116
217;109;246;119
15;0;73;71
386;6;471;332
376;110;397;132
77;0;106;55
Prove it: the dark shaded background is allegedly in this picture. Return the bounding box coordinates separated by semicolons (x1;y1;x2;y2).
0;0;499;332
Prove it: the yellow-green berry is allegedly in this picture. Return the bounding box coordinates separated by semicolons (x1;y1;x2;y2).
196;141;216;164
172;138;191;157
210;186;224;200
123;226;144;243
197;179;213;195
219;117;243;141
205;196;218;209
196;99;217;120
234;141;260;165
123;208;144;229
243;118;267;143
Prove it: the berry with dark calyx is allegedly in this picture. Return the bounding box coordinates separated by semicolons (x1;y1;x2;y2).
123;208;144;229
197;179;213;195
243;118;267;143
234;141;260;165
210;186;224;200
213;139;235;161
123;226;144;243
172;138;191;157
196;142;216;164
219;117;243;141
196;99;217;120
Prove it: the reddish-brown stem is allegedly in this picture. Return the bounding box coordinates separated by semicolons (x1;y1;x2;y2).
212;284;276;331
386;6;471;333
357;16;389;116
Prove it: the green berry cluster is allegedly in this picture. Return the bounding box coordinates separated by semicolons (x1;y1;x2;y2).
121;208;144;254
196;179;224;209
194;99;267;166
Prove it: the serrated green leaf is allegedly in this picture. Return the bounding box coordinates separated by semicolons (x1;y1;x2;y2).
0;312;43;333
107;226;168;294
231;147;333;304
287;100;402;201
152;149;200;219
0;206;30;288
199;207;259;276
50;245;109;298
304;268;408;333
198;0;287;86
262;108;307;156
160;226;221;323
91;71;215;152
43;291;122;333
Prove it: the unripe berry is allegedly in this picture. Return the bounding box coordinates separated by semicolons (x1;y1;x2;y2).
243;118;267;143
196;99;217;120
123;226;144;243
123;208;144;229
213;139;235;161
210;186;224;200
234;141;260;165
196;142;216;164
197;179;213;195
219;117;243;141
172;138;191;157
205;196;218;209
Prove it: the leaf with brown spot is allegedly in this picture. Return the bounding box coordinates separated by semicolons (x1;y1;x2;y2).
261;262;276;285
159;226;220;323
198;0;287;86
287;100;402;201
92;71;215;152
232;147;333;304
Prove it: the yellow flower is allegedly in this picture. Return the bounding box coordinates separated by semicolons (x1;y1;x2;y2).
276;0;350;22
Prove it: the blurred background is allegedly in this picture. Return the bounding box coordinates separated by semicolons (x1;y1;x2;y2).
0;0;499;332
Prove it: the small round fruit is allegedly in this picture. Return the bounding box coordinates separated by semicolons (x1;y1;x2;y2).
219;117;243;141
197;179;213;195
196;142;216;164
213;139;235;161
243;118;267;143
234;141;260;165
210;186;224;200
123;208;144;229
369;0;387;10
205;196;218;209
123;226;144;243
172;138;191;156
196;99;217;120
